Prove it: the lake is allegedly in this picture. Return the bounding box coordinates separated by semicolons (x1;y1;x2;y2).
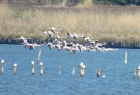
0;44;140;95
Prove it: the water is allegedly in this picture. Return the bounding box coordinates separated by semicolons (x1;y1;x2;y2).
0;44;140;95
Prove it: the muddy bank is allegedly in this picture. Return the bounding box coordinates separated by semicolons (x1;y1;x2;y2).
0;38;140;49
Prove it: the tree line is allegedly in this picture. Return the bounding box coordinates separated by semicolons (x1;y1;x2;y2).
92;0;140;5
52;0;140;6
1;0;140;6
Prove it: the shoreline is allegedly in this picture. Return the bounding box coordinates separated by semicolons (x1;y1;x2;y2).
0;38;140;49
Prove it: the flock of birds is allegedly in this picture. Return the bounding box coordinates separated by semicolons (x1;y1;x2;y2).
1;27;140;79
0;26;122;79
0;26;119;77
17;27;118;54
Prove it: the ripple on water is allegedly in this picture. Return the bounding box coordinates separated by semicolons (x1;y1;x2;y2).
0;45;140;94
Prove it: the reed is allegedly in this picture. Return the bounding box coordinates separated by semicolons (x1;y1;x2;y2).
0;3;140;42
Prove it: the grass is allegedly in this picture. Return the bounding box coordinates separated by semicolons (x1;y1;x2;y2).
0;3;140;42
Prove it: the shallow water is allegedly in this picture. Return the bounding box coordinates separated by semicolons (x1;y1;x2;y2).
0;44;140;95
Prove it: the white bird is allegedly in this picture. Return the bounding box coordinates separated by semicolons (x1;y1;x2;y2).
64;47;73;55
89;40;98;46
16;36;30;43
47;42;55;50
41;29;48;35
67;32;82;40
67;32;73;37
83;36;90;42
55;44;62;51
24;42;35;51
48;27;56;33
54;36;66;42
77;44;86;52
48;27;61;34
73;33;78;40
41;29;54;38
16;36;42;51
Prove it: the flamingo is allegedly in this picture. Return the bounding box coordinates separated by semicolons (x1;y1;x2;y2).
41;29;48;35
63;46;73;55
24;42;35;51
55;36;66;41
48;27;61;33
55;44;63;51
48;27;56;33
47;42;55;50
16;36;30;43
